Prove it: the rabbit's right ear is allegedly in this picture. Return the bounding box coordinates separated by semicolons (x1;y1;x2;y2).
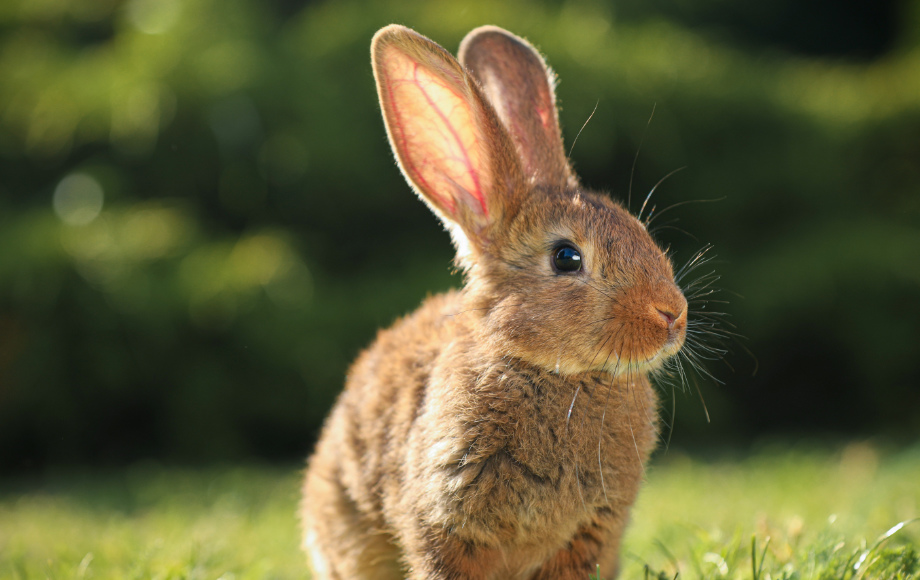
372;25;525;248
459;26;574;190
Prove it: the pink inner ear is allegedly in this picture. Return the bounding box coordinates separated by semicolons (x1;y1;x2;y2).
379;46;490;218
536;104;552;129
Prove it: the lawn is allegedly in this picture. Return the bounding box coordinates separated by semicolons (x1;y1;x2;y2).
1;443;918;579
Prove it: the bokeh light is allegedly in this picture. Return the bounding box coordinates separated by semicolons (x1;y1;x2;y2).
126;0;181;35
52;173;104;226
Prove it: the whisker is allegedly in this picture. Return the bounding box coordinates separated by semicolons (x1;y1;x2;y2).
674;245;716;285
673;350;689;392
565;383;582;431
639;167;687;224
686;324;735;339
691;369;711;423
663;383;676;451
684;277;722;297
682;341;728;361
624;349;644;467
576;277;616;301
596;326;626;503
628;103;657;213
683;271;720;290
680;348;724;385
649;224;701;242
646;196;726;227
588;332;615;369
568;100;599;159
637;356;657;428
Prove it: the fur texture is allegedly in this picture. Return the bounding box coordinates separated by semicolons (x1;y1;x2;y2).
301;25;688;580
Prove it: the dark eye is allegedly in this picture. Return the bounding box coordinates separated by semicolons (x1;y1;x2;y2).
552;245;582;273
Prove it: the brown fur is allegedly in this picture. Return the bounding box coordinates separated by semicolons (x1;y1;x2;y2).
301;25;688;579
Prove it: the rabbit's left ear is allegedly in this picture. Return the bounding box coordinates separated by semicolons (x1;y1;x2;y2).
459;26;574;190
372;25;526;247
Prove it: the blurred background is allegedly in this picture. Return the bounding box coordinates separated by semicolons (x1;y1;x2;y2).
1;0;918;474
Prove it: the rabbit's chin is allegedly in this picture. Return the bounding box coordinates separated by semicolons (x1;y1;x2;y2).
528;339;683;378
582;335;685;377
606;348;681;377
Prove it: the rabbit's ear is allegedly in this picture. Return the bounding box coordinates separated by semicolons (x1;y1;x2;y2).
459;26;573;190
372;25;524;245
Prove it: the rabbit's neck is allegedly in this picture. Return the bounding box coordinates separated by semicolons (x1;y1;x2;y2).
461;355;659;477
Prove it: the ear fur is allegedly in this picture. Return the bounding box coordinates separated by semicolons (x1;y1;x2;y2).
459;26;574;190
371;25;525;249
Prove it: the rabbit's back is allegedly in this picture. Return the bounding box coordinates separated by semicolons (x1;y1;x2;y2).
302;290;464;578
304;289;464;508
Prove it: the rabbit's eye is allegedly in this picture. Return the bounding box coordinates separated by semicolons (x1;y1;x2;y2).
552;245;582;273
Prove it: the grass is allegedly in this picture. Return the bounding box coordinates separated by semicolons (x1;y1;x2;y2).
1;443;918;579
0;465;305;580
624;442;920;579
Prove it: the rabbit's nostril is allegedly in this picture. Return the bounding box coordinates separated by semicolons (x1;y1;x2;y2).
656;308;677;327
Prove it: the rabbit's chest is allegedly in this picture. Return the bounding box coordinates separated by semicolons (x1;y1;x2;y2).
437;371;657;542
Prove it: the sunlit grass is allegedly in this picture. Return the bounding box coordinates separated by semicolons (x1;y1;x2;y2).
1;444;918;579
0;465;306;579
624;443;920;579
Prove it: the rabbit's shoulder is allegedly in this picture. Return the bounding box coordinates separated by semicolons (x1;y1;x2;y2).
348;288;468;392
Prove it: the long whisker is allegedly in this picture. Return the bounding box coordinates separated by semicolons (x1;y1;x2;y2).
588;331;615;369
690;368;711;423
646;196;726;227
576;277;617;301
634;356;657;433
565;383;582;431
664;381;677;451
624;346;644;466
569;100;599;159
673;349;689;392
596;326;626;503
649;223;701;243
674;245;715;284
638;166;687;224
628;103;657;213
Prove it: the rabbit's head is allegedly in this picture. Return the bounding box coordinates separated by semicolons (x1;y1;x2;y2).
372;25;687;377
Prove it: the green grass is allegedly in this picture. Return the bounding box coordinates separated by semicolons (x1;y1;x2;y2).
1;444;919;579
0;465;305;579
624;443;920;579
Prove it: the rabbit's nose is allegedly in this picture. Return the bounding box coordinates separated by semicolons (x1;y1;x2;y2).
651;292;687;330
656;308;678;327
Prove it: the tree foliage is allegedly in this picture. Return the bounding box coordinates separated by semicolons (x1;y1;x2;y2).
1;0;918;469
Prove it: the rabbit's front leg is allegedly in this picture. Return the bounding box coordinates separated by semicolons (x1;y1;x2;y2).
400;526;504;580
531;507;628;580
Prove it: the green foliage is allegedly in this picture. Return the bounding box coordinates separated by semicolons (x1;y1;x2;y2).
1;0;919;467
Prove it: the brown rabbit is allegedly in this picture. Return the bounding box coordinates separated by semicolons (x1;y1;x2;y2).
301;24;688;580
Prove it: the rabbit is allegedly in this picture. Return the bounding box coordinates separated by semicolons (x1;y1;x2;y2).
301;24;689;580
